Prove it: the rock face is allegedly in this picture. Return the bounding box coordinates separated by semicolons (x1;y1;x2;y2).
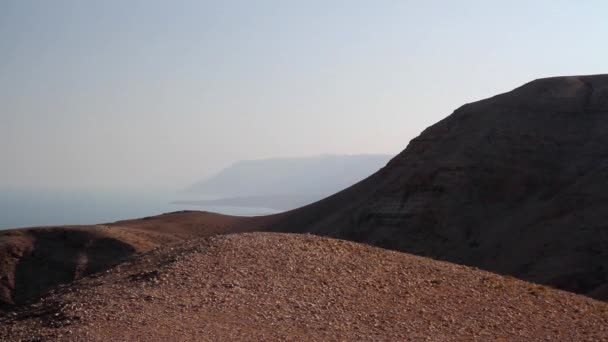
269;75;608;300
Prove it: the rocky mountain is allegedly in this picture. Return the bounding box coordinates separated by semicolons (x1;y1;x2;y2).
1;74;608;340
267;75;608;300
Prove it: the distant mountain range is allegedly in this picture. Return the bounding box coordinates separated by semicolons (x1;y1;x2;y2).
181;154;393;210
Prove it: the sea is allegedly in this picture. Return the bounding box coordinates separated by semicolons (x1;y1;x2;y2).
0;189;281;230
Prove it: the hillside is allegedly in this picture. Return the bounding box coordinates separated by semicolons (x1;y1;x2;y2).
1;74;608;340
3;75;608;308
2;233;606;341
0;211;273;307
266;75;608;300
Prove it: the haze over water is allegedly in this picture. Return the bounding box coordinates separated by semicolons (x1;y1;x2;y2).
0;189;280;230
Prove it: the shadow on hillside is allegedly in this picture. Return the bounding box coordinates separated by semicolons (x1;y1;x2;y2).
11;229;136;306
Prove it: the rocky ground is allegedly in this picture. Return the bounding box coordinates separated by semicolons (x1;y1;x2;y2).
1;233;606;341
0;211;274;307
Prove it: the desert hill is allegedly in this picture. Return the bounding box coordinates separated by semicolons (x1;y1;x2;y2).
265;75;608;300
1;74;608;339
1;233;606;341
0;211;273;307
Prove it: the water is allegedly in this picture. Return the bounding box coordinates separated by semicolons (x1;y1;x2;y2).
0;189;281;230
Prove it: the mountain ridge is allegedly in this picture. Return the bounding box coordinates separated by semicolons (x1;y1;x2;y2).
1;74;607;336
264;74;608;300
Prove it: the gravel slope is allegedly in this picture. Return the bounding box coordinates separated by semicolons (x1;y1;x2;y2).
0;211;274;307
2;232;606;341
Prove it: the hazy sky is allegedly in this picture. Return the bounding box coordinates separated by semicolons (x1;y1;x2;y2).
1;1;607;190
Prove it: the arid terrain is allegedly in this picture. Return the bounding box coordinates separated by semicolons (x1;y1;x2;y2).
1;233;607;341
0;211;274;307
1;75;608;340
266;74;608;301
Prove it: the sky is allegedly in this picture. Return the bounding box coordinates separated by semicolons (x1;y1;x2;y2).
1;0;607;190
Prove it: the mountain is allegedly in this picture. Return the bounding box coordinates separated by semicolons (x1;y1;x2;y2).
267;74;608;300
172;194;321;211
184;155;393;210
2;74;608;339
2;233;606;341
